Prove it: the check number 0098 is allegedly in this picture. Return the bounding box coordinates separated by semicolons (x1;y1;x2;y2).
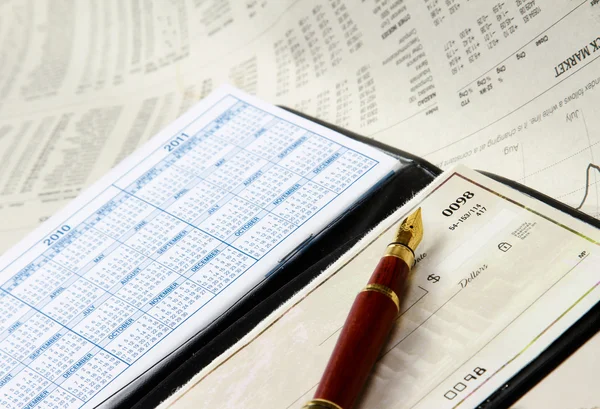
442;191;475;217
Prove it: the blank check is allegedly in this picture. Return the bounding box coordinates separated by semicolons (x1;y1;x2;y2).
159;165;600;409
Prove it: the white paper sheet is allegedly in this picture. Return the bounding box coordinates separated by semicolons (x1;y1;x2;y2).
511;331;600;409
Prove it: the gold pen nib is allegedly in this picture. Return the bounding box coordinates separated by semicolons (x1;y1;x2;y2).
393;207;423;252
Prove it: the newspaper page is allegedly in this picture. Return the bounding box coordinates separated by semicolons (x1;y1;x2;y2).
0;1;598;253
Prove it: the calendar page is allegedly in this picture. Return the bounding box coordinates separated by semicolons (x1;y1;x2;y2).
0;86;398;409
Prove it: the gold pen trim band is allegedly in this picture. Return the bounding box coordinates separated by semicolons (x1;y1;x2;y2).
361;283;400;312
384;243;415;268
302;398;343;409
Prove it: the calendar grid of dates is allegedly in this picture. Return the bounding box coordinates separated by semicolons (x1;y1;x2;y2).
0;97;381;408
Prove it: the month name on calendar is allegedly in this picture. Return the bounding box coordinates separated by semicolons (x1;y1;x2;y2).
0;95;386;408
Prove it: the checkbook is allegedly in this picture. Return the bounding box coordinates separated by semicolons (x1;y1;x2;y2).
0;86;399;408
159;165;600;409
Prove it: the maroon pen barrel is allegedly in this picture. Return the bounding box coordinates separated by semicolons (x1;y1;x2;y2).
311;256;410;409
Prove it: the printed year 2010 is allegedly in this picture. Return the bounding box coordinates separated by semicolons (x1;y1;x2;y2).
43;225;71;246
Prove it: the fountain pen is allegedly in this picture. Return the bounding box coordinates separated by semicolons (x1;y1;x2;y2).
303;208;424;409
